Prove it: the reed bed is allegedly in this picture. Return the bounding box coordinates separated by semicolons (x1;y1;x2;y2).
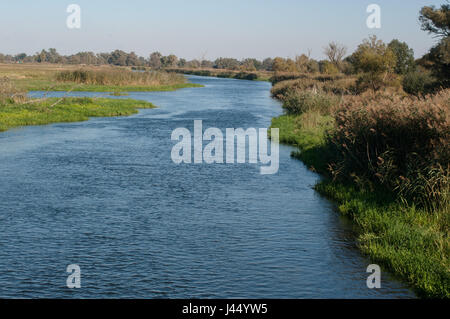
56;68;187;86
270;71;450;297
331;90;450;209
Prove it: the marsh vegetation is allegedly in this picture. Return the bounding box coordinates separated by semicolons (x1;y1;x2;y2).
0;77;155;132
0;64;202;92
269;3;450;298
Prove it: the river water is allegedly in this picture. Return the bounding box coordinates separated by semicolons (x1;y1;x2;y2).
0;76;415;298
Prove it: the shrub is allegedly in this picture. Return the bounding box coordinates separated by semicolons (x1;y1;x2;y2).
238;72;258;80
330;90;450;208
216;72;233;78
271;78;317;100
402;71;436;97
270;73;308;84
282;89;339;115
271;76;358;99
320;61;340;75
0;77;27;104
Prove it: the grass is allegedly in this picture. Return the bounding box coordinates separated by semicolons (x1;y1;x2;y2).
17;80;202;92
0;97;155;132
0;63;203;92
270;111;450;298
316;181;449;299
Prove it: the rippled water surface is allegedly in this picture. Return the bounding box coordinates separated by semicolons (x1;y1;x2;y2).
0;76;415;298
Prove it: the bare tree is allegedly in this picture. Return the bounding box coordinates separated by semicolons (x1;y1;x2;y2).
324;42;347;67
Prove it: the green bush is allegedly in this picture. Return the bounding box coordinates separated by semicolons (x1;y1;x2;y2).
402;71;436;97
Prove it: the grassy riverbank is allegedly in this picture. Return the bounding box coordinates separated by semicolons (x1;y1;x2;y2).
19;81;202;92
0;97;155;132
0;64;197;132
271;113;449;298
0;64;203;92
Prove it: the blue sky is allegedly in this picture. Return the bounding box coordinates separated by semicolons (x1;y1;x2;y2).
0;0;444;60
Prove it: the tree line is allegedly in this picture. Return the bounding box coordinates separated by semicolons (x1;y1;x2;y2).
0;49;277;71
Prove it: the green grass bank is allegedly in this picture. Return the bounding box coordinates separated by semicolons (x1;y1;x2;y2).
0;97;155;132
271;113;449;298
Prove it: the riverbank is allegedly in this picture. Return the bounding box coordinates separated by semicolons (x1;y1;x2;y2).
271;110;449;298
18;81;202;92
0;64;202;132
0;97;155;132
0;64;203;93
165;67;272;82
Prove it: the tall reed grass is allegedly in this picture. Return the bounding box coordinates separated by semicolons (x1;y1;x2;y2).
330;90;450;209
56;68;187;86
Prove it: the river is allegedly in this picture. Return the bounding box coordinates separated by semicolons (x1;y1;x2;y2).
0;75;415;298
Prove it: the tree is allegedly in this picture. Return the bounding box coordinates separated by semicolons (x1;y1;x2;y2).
186;59;201;68
14;53;27;62
125;51;140;66
214;58;240;70
352;36;396;91
272;58;285;72
48;48;62;63
97;53;111;65
388;39;415;74
424;36;450;87
241;58;259;71
201;60;214;68
324;42;347;69
166;54;178;67
71;51;99;65
149;52;162;69
295;54;310;73
262;58;274;71
419;2;450;87
35;49;48;63
272;57;297;72
419;3;450;38
307;59;320;73
160;54;178;68
108;50;128;66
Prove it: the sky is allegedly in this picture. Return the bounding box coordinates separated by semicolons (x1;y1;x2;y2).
0;0;445;60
